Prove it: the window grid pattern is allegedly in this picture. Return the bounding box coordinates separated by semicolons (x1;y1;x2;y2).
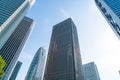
104;0;120;18
0;17;33;73
0;0;25;26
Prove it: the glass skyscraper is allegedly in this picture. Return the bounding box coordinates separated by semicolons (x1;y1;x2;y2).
44;18;84;80
0;0;35;49
83;62;100;80
9;61;22;80
95;0;120;39
25;47;46;80
0;16;34;80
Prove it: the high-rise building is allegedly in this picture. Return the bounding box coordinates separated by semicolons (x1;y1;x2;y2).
0;0;35;49
95;0;120;39
83;62;100;80
25;47;46;80
0;16;35;80
9;61;22;80
44;18;84;80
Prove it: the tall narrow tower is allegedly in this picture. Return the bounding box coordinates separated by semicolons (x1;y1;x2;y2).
9;61;22;80
0;16;34;80
25;47;46;80
95;0;120;39
44;18;84;80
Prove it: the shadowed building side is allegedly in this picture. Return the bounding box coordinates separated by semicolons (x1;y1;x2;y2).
0;0;35;49
0;16;35;80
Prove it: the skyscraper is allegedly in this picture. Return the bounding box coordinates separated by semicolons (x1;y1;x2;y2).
9;61;22;80
83;62;100;80
0;16;35;80
95;0;120;39
25;47;46;80
0;0;35;49
44;18;84;80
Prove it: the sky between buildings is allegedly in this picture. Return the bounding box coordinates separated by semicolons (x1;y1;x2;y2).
16;0;120;80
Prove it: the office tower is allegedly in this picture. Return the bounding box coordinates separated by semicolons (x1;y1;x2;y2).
0;0;35;49
9;61;22;80
83;62;100;80
95;0;120;39
44;18;84;80
25;47;46;80
0;16;34;80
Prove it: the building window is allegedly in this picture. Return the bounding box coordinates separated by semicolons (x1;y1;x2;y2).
95;0;99;3
105;14;113;21
98;2;102;8
101;7;107;13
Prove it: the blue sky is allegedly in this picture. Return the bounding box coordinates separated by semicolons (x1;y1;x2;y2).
16;0;120;80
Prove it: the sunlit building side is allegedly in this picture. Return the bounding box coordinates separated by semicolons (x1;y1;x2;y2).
0;0;35;49
25;47;46;80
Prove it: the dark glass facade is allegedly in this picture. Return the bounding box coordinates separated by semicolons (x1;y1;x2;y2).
0;16;34;80
9;61;22;80
95;0;120;39
44;18;84;80
83;62;100;80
